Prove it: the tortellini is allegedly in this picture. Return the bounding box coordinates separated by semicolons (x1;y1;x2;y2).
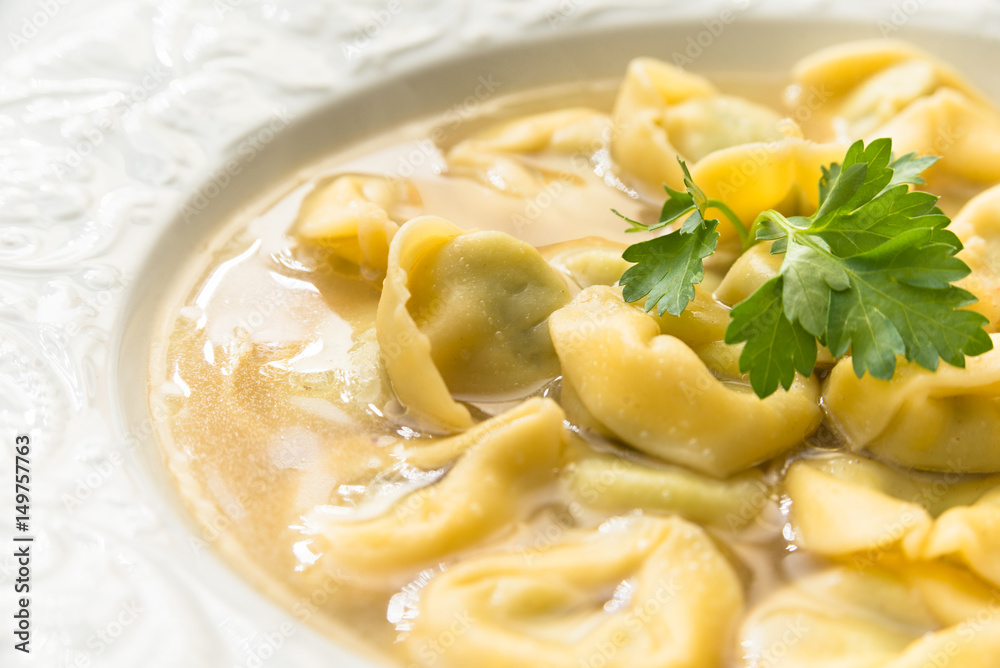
405;515;744;668
785;454;1000;561
611;137;847;262
650;283;743;377
305;398;565;577
563;450;770;529
542;237;632;293
787;39;988;140
739;564;1000;668
787;457;931;561
549;286;821;477
924;487;1000;590
951;184;1000;331
712;242;783;307
688;138;846;250
611;57;794;194
823;335;1000;472
294;173;421;278
377;216;571;431
446;108;612;196
787;39;1000;188
876;88;1000;189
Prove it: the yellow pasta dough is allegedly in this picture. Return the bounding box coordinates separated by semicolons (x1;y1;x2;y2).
924;487;1000;589
785;457;934;561
446;108;612;196
611;57;793;195
787;39;989;140
563;450;769;529
785;454;1000;592
739;565;1000;668
377;216;474;431
549;286;821;477
876;88;1000;188
712;242;783;307
305;398;565;578
787;39;1000;189
294;173;421;278
689;138;847;245
377;216;571;430
823;334;1000;472
951;184;1000;331
406;515;744;668
542;237;632;292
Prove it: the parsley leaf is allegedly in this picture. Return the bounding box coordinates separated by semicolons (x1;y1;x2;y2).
618;138;993;398
617;161;722;316
725;276;817;397
620;219;719;317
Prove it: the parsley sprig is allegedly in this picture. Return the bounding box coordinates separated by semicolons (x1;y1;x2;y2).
618;138;993;398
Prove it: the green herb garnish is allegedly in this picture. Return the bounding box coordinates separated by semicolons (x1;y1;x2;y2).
617;138;993;398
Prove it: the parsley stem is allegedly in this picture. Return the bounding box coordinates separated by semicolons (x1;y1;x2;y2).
705;199;749;249
748;209;795;249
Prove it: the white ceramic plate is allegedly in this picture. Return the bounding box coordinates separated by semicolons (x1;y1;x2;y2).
3;1;1000;666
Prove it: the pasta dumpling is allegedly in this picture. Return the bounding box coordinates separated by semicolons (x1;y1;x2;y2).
688;139;847;250
785;453;1000;590
787;39;989;141
304;398;565;577
377;216;571;431
294;173;421;278
785;454;1000;556
739;564;1000;668
405;515;744;668
611;57;794;194
785;457;932;561
446;109;612;196
823;335;1000;472
787;40;1000;188
563;449;770;529
712;242;783;307
876;88;1000;188
542;237;632;293
650;283;743;378
549;286;821;477
950;184;1000;331
924;487;1000;589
